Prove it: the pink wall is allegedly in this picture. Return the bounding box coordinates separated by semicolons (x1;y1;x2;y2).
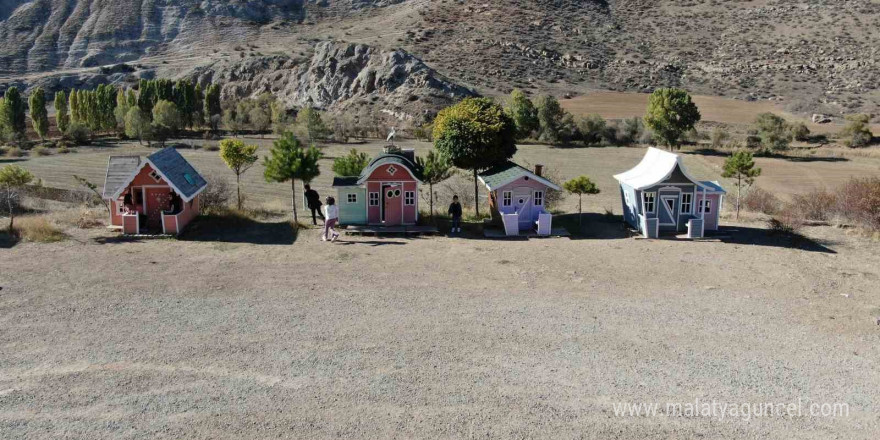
403;181;417;224
695;193;722;230
367;181;381;224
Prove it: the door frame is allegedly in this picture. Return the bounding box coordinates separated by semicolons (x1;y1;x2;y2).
659;194;679;226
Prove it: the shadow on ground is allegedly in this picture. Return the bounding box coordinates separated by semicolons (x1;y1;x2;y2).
686;148;849;163
715;225;837;254
0;231;19;249
179;214;298;245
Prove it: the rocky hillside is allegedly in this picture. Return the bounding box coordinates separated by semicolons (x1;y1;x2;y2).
2;0;879;116
190;41;476;121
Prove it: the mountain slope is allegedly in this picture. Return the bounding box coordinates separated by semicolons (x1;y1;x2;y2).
1;0;879;116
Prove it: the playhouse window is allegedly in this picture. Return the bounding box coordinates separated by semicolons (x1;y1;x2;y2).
347;193;358;204
534;191;544;206
681;193;693;214
386;165;397;176
369;192;379;206
644;192;656;213
149;169;162;182
404;191;415;205
624;191;631;206
700;199;712;213
502;191;512;207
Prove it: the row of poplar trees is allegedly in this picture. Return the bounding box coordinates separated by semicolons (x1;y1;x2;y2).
1;79;223;141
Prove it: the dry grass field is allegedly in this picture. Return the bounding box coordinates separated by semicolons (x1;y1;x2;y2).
3;137;880;439
2;208;879;439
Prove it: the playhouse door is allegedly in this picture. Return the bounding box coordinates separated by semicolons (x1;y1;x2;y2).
145;188;170;232
513;187;532;230
383;184;402;226
659;195;679;228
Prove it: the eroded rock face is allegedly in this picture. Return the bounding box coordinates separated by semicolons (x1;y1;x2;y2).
191;42;476;121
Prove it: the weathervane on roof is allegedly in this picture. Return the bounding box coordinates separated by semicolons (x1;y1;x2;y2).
386;127;397;146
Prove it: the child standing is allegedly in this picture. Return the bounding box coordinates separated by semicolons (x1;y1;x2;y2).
448;195;462;233
322;196;339;242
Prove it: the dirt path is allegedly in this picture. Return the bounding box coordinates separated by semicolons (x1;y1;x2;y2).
1;221;879;439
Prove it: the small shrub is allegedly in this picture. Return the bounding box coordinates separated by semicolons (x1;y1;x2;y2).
5;147;25;157
13;217;67;242
840;114;873;148
790;188;837;222
789;122;810;141
836;177;880;231
743;186;781;215
33;146;52;156
203;143;220;152
199;174;232;213
65;123;92;145
57;146;72;154
768;206;804;236
711;127;729;149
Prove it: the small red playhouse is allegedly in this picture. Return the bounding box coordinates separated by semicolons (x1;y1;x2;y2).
102;148;208;235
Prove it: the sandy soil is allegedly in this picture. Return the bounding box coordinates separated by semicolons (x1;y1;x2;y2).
1;219;879;439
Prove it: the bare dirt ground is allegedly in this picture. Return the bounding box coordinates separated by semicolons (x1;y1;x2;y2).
1;216;879;439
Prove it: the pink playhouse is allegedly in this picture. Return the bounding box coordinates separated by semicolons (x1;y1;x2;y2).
479;162;562;236
102;147;208;235
332;149;423;226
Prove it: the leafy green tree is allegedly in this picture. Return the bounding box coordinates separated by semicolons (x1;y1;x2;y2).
840;114;873;148
296;107;328;143
563;176;601;229
124;108;152;145
249;106;271;136
416;150;454;219
332;148;370;177
219;138;259;209
0;98;7;141
193;83;205;128
536;95;572;143
96;84;117;131
506;89;539;139
204;84;222;125
644;88;701;149
54;91;70;134
28;88;49;140
0;164;34;230
576;114;606;146
152;100;181;144
1;87;27;136
115;88;131;131
68;89;80;124
722;150;762;219
433;97;517;217
753;113;792;152
263;132;322;222
789;122;810;142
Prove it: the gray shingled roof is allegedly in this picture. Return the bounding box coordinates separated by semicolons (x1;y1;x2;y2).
699;180;727;194
478;161;561;191
333;176;360;187
147;148;208;201
102;156;141;198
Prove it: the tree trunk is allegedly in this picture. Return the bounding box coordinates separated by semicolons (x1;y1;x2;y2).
291;180;299;224
472;169;479;217
6;188;14;231
429;183;434;219
736;175;741;220
578;194;583;228
236;173;242;210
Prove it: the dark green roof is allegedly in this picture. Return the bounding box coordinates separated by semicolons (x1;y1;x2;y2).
478;161;561;191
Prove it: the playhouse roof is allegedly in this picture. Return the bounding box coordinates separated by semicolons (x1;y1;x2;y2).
613;147;714;191
104;148;208;202
333;176;360;187
355;152;423;185
103;156;142;199
478;161;561;191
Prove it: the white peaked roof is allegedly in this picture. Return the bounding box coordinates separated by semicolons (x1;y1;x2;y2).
614;147;713;191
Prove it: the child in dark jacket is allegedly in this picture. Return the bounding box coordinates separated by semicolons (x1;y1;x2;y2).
448;195;463;233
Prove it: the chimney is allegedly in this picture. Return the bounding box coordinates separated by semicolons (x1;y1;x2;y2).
534;164;544;177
